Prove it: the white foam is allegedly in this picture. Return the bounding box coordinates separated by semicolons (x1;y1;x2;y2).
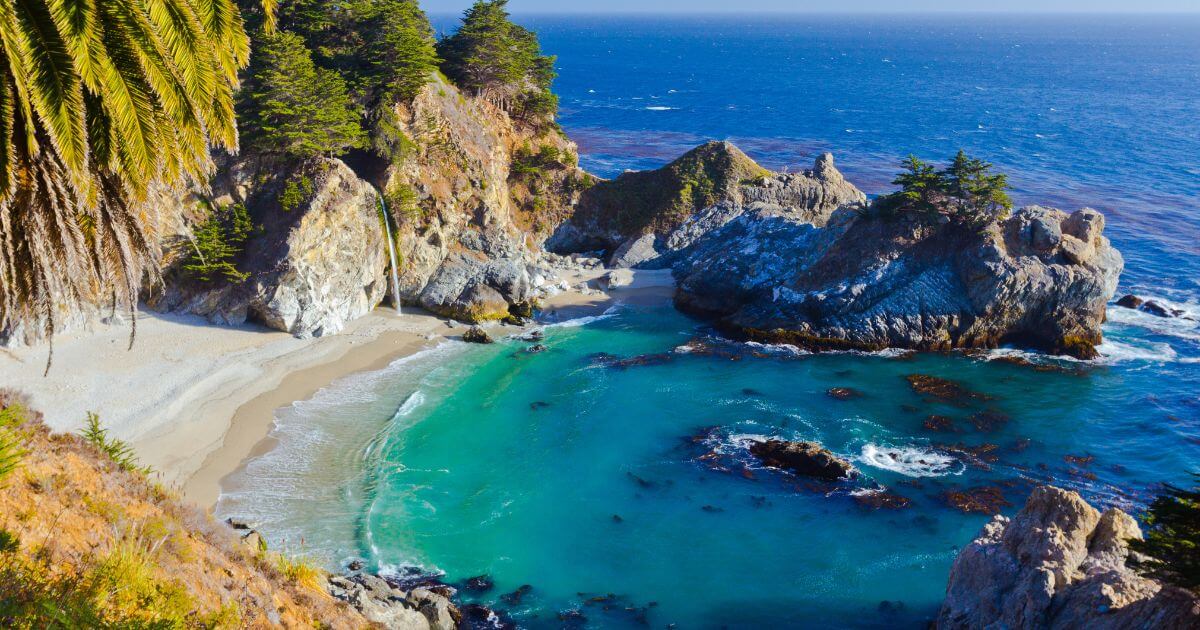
393;391;425;419
1107;296;1200;343
645;106;677;111
859;444;964;478
1095;339;1178;364
544;304;624;329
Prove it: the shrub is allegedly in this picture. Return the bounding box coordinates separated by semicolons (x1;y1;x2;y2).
278;175;314;213
81;413;149;475
1131;475;1200;592
385;181;422;221
0;405;27;483
182;203;255;284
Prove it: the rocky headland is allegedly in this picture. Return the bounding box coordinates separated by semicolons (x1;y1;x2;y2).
938;485;1199;629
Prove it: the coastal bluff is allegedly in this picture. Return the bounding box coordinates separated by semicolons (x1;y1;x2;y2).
550;141;1123;359
938;486;1199;629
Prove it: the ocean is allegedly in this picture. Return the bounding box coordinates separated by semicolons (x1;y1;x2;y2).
216;15;1200;628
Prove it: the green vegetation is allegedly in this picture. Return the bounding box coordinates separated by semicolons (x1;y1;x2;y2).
81;413;150;476
182;203;256;285
359;0;442;102
0;0;255;353
437;0;558;122
0;406;27;483
238;31;367;159
1131;475;1200;593
581;141;771;235
385;181;422;221
511;143;576;179
876;150;1012;225
279;175;315;213
0;527;226;628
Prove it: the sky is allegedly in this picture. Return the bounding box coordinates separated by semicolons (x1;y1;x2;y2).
421;0;1200;14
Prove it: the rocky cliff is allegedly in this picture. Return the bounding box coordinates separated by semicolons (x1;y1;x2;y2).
938;486;1199;629
673;202;1123;358
147;73;586;333
547;141;866;268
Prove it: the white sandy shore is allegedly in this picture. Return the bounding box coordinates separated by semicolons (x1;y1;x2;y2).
0;267;675;508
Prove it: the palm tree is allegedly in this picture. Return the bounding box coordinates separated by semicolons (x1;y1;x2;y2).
0;0;270;370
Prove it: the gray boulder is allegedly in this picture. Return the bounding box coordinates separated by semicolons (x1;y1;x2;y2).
937;485;1199;629
149;157;388;338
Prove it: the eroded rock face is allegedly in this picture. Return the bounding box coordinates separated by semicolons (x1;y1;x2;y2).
748;439;855;480
149;157;388;338
937;485;1200;629
327;574;462;630
673;203;1123;358
547;143;866;268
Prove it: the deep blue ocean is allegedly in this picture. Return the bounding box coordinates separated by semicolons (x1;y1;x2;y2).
219;15;1200;628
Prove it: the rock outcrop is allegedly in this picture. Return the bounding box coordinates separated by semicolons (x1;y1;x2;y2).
327;574;461;630
149;74;587;333
748;439;855;480
938;485;1199;629
673;203;1122;358
547;142;866;268
148;157;388;338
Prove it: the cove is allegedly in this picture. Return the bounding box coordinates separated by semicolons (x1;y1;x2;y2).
217;299;1197;628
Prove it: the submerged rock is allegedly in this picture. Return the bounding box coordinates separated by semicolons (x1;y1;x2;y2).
826;387;863;401
938;486;1200;629
906;374;990;407
748;439;855;480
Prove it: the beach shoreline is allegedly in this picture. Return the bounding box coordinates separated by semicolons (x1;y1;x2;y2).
0;266;675;510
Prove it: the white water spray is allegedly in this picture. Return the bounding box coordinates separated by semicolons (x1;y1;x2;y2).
376;192;402;315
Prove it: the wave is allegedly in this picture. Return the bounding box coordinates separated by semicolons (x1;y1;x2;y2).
1106;295;1200;343
859;444;964;478
543;304;624;329
1095;339;1178;364
645;106;678;111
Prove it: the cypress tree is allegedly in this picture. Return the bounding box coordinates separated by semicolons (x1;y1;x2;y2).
437;0;558;120
359;0;441;101
239;31;367;159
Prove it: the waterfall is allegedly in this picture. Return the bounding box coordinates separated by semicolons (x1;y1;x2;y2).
376;192;402;315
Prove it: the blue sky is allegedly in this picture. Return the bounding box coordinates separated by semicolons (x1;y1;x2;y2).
422;0;1200;13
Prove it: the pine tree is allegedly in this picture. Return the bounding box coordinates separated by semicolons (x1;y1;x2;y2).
941;150;1012;221
891;155;944;214
359;0;441;102
239;31;367;159
437;0;558;120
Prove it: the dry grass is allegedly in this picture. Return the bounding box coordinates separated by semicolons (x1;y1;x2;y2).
0;390;368;628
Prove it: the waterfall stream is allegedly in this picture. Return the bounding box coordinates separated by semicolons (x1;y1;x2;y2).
376;193;402;315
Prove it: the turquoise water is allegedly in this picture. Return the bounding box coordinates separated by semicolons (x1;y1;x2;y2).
217;14;1200;629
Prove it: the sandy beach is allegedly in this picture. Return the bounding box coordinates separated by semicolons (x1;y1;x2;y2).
0;267;675;509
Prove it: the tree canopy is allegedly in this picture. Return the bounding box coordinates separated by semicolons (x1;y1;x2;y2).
237;30;366;159
876;151;1012;225
437;0;558;120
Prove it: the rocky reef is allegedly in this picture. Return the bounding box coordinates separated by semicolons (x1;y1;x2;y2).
938;485;1199;629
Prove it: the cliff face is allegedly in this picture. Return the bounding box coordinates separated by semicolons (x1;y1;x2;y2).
147;73;587;332
148;157;388;337
938;486;1199;629
547;141;866;268
673;203;1123;358
381;72;586;322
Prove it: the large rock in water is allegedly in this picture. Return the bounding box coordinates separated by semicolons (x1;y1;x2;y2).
673;203;1123;358
149;157;388;337
748;439;854;480
546;142;866;268
937;486;1199;629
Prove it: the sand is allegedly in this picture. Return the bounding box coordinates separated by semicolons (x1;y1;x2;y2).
0;268;675;509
